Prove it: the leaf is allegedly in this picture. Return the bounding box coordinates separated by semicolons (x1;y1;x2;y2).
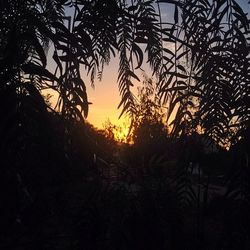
174;5;179;23
163;47;175;56
167;95;186;121
177;65;186;73
127;5;138;12
74;106;86;121
24;83;46;110
27;32;47;67
232;13;249;31
119;102;130;119
129;70;140;82
53;50;63;75
134;37;148;43
232;0;247;18
176;50;189;60
28;15;57;45
132;43;143;69
21;63;58;82
177;80;187;86
162;37;175;43
75;27;93;52
117;92;130;109
168;71;189;79
159;73;174;91
163;55;174;64
59;54;75;62
216;5;229;24
52;21;70;34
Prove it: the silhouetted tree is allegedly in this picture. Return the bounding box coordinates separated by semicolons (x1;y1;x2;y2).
131;76;169;159
0;2;167;247
156;0;250;148
1;1;250;249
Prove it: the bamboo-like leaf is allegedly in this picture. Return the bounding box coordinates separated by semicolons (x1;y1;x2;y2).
21;63;58;81
174;4;178;24
177;65;186;73
176;50;189;60
53;50;63;75
132;43;143;69
27;32;47;67
232;0;247;18
163;47;175;56
129;70;140;82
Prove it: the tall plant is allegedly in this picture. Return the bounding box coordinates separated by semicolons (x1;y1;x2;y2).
157;0;250;147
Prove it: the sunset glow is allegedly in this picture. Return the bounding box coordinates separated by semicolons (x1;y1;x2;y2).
2;0;250;248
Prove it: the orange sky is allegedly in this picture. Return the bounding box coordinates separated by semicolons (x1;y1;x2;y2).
83;0;249;130
47;0;249;131
60;2;173;130
85;57;143;130
85;58;126;129
45;54;142;131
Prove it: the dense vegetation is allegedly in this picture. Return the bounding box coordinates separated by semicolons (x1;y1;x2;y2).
0;0;250;249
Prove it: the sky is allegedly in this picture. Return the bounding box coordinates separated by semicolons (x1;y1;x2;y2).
47;0;249;131
84;0;249;130
84;2;173;129
85;56;142;129
85;57;129;129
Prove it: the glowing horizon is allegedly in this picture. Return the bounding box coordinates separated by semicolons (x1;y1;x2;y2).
85;57;143;130
46;0;249;133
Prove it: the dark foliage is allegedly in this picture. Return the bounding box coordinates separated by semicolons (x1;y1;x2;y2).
1;0;250;250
